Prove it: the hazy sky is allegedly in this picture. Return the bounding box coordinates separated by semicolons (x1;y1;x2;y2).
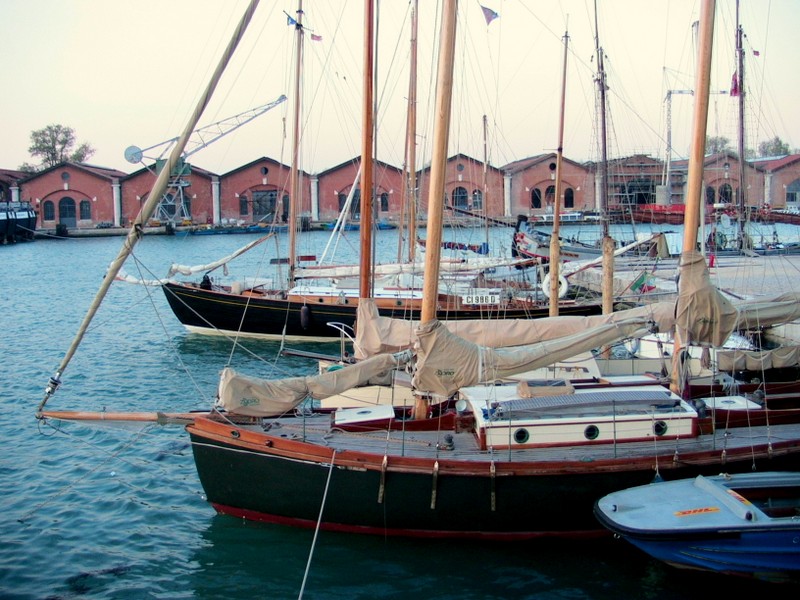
2;0;797;176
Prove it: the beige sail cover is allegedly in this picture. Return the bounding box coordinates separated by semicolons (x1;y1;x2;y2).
411;318;650;398
736;293;800;330
218;352;410;416
716;345;800;371
354;298;675;359
675;250;738;347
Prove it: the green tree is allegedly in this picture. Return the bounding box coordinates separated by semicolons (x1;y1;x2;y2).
25;124;95;171
757;136;790;157
706;135;732;154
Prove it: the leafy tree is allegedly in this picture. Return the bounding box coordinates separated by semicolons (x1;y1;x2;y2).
24;124;95;171
706;136;732;154
757;136;790;157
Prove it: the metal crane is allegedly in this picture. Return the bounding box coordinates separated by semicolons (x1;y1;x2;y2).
123;94;287;225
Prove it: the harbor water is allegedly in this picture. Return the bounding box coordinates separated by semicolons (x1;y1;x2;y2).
3;221;800;599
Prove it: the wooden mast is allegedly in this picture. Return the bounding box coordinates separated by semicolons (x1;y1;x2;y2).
287;0;304;287
359;0;375;299
548;30;569;316
38;0;261;415
593;2;614;318
734;0;747;249
419;0;457;325
413;0;456;421
398;0;418;264
670;0;716;394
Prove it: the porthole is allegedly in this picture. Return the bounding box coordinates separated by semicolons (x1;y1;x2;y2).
584;425;600;440
653;421;668;436
513;428;529;444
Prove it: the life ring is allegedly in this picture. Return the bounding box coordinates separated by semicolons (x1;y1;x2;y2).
541;273;568;299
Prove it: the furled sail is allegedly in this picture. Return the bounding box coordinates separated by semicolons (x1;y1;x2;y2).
354;298;674;359
411;317;651;398
217;351;411;416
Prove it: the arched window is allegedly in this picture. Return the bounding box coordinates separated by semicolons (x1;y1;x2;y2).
452;186;468;209
338;192;348;212
79;200;91;220
239;195;249;216
252;190;277;221
183;196;191;217
544;185;556;206
380;192;389;212
719;183;733;204
531;188;542;209
43;200;55;221
471;189;483;210
705;186;716;205
564;188;574;209
58;197;76;226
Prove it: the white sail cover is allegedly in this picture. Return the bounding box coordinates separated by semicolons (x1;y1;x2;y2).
217;351;411;416
354;298;675;359
411;317;651;398
167;234;273;277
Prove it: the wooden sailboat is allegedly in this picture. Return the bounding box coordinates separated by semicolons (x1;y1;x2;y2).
183;0;800;539
159;4;602;343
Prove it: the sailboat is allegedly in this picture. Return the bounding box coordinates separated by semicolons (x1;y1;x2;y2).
180;0;800;539
159;3;602;343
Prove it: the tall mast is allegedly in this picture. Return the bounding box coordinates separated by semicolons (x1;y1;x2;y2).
287;0;304;286
735;0;747;247
359;0;375;298
482;114;490;247
548;30;568;316
398;0;418;264
593;1;614;318
420;0;456;325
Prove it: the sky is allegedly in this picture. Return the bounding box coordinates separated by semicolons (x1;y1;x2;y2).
2;0;798;177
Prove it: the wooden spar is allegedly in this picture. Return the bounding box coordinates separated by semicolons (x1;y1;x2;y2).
671;0;715;394
359;0;375;298
40;411;203;425
287;0;303;287
482;114;490;247
419;0;457;325
548;30;569;316
37;0;260;416
593;1;614;319
413;0;456;421
734;0;747;247
406;0;419;263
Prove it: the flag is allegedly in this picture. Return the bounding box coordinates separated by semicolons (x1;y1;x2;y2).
753;49;760;56
730;72;739;97
310;33;323;42
286;15;297;26
480;4;499;25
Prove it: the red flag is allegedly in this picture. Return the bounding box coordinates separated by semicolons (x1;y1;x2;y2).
753;49;760;57
730;72;739;97
310;33;323;42
480;5;499;25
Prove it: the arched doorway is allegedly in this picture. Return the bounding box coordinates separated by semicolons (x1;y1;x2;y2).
58;197;76;227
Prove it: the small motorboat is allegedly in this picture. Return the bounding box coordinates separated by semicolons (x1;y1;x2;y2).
594;472;800;583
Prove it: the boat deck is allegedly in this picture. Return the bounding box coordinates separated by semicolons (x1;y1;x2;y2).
242;414;800;465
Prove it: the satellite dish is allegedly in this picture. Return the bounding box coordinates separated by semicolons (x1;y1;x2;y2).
720;213;732;228
124;145;143;164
